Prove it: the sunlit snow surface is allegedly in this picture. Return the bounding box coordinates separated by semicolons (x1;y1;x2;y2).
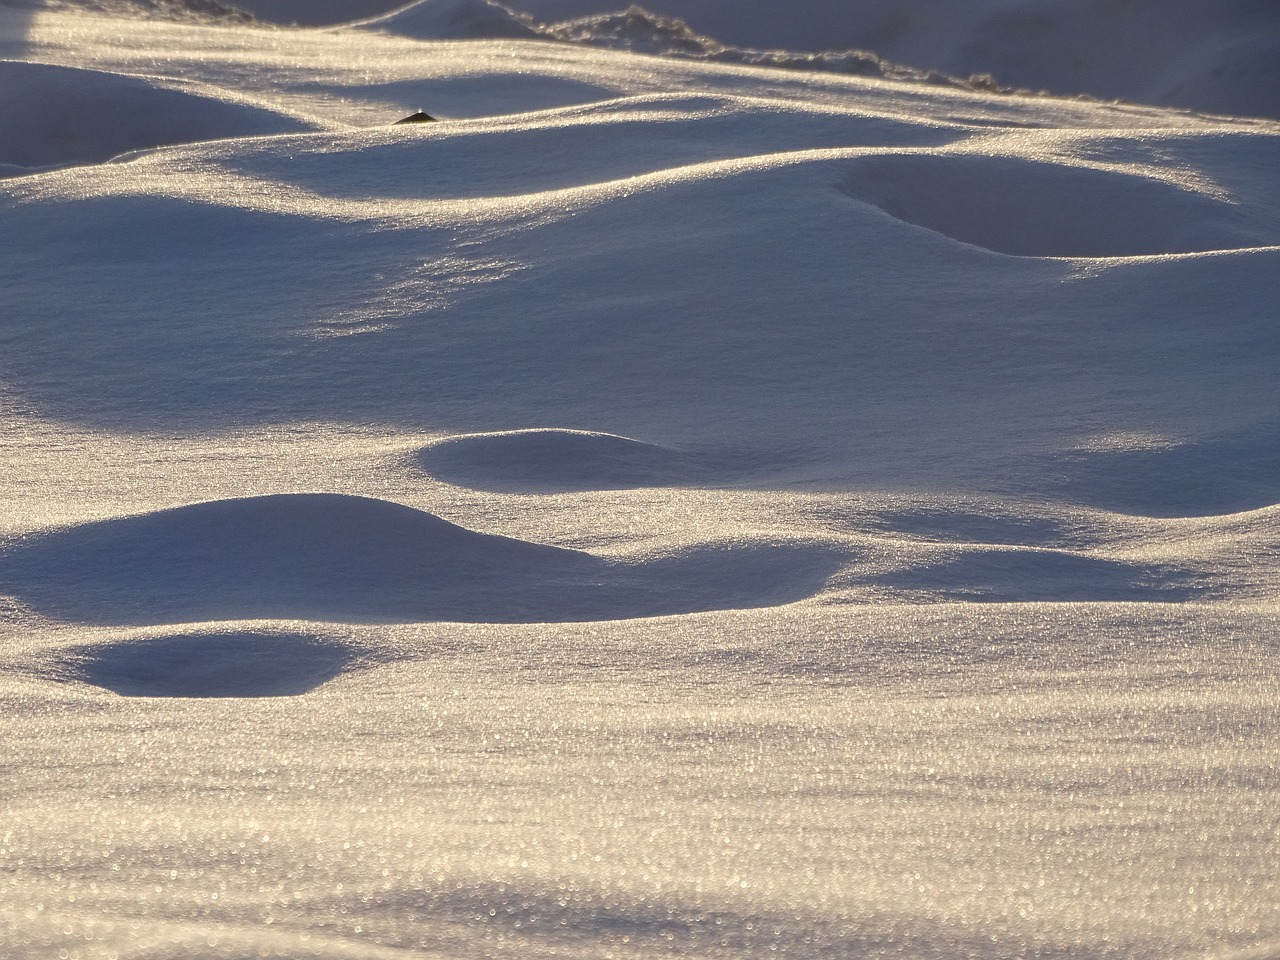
2;3;1279;959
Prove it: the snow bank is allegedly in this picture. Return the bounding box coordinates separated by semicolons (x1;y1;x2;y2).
0;60;322;173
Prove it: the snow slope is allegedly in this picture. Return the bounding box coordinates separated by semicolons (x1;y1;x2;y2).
0;59;324;174
506;0;1280;118
2;3;1279;960
233;0;1280;119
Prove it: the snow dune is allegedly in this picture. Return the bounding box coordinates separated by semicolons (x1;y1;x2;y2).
3;84;1274;473
229;0;1280;119
0;60;323;174
3;4;1280;960
0;493;848;623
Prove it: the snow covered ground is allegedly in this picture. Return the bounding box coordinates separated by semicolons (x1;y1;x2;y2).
235;0;1280;120
2;2;1278;959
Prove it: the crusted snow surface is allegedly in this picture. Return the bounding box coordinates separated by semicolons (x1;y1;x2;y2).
1;3;1279;960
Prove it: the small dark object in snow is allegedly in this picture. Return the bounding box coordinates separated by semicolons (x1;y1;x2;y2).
395;111;437;124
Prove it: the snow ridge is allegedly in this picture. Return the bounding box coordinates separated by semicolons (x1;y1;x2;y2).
356;0;1001;92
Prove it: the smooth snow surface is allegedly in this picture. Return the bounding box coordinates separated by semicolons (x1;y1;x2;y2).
0;59;323;172
2;3;1279;960
1;493;847;623
417;429;726;490
57;629;360;697
505;0;1280;119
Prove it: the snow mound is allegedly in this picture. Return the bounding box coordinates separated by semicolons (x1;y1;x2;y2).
1047;425;1280;517
0;494;846;623
873;547;1211;603
353;0;541;39
55;630;358;697
840;152;1275;259
0;60;322;173
417;428;722;491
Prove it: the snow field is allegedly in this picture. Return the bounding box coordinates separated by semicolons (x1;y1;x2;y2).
1;2;1279;959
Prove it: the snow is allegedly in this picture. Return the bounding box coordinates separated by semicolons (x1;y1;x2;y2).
353;0;543;40
0;59;324;173
417;428;725;490
2;1;1279;959
56;628;360;697
503;0;1280;119
0;492;848;623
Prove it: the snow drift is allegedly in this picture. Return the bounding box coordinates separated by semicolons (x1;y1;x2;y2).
353;0;541;39
0;493;848;623
839;150;1276;258
417;428;725;491
56;629;359;696
504;0;1280;118
0;60;323;173
3;5;1279;960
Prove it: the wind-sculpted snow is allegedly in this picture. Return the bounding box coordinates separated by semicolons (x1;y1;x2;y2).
0;60;323;173
178;93;959;201
3;6;1280;960
353;0;542;39
355;0;995;92
871;545;1213;603
2;100;1275;457
1046;424;1280;517
54;629;360;696
0;494;849;623
502;0;1280;119
840;150;1277;258
417;428;731;490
